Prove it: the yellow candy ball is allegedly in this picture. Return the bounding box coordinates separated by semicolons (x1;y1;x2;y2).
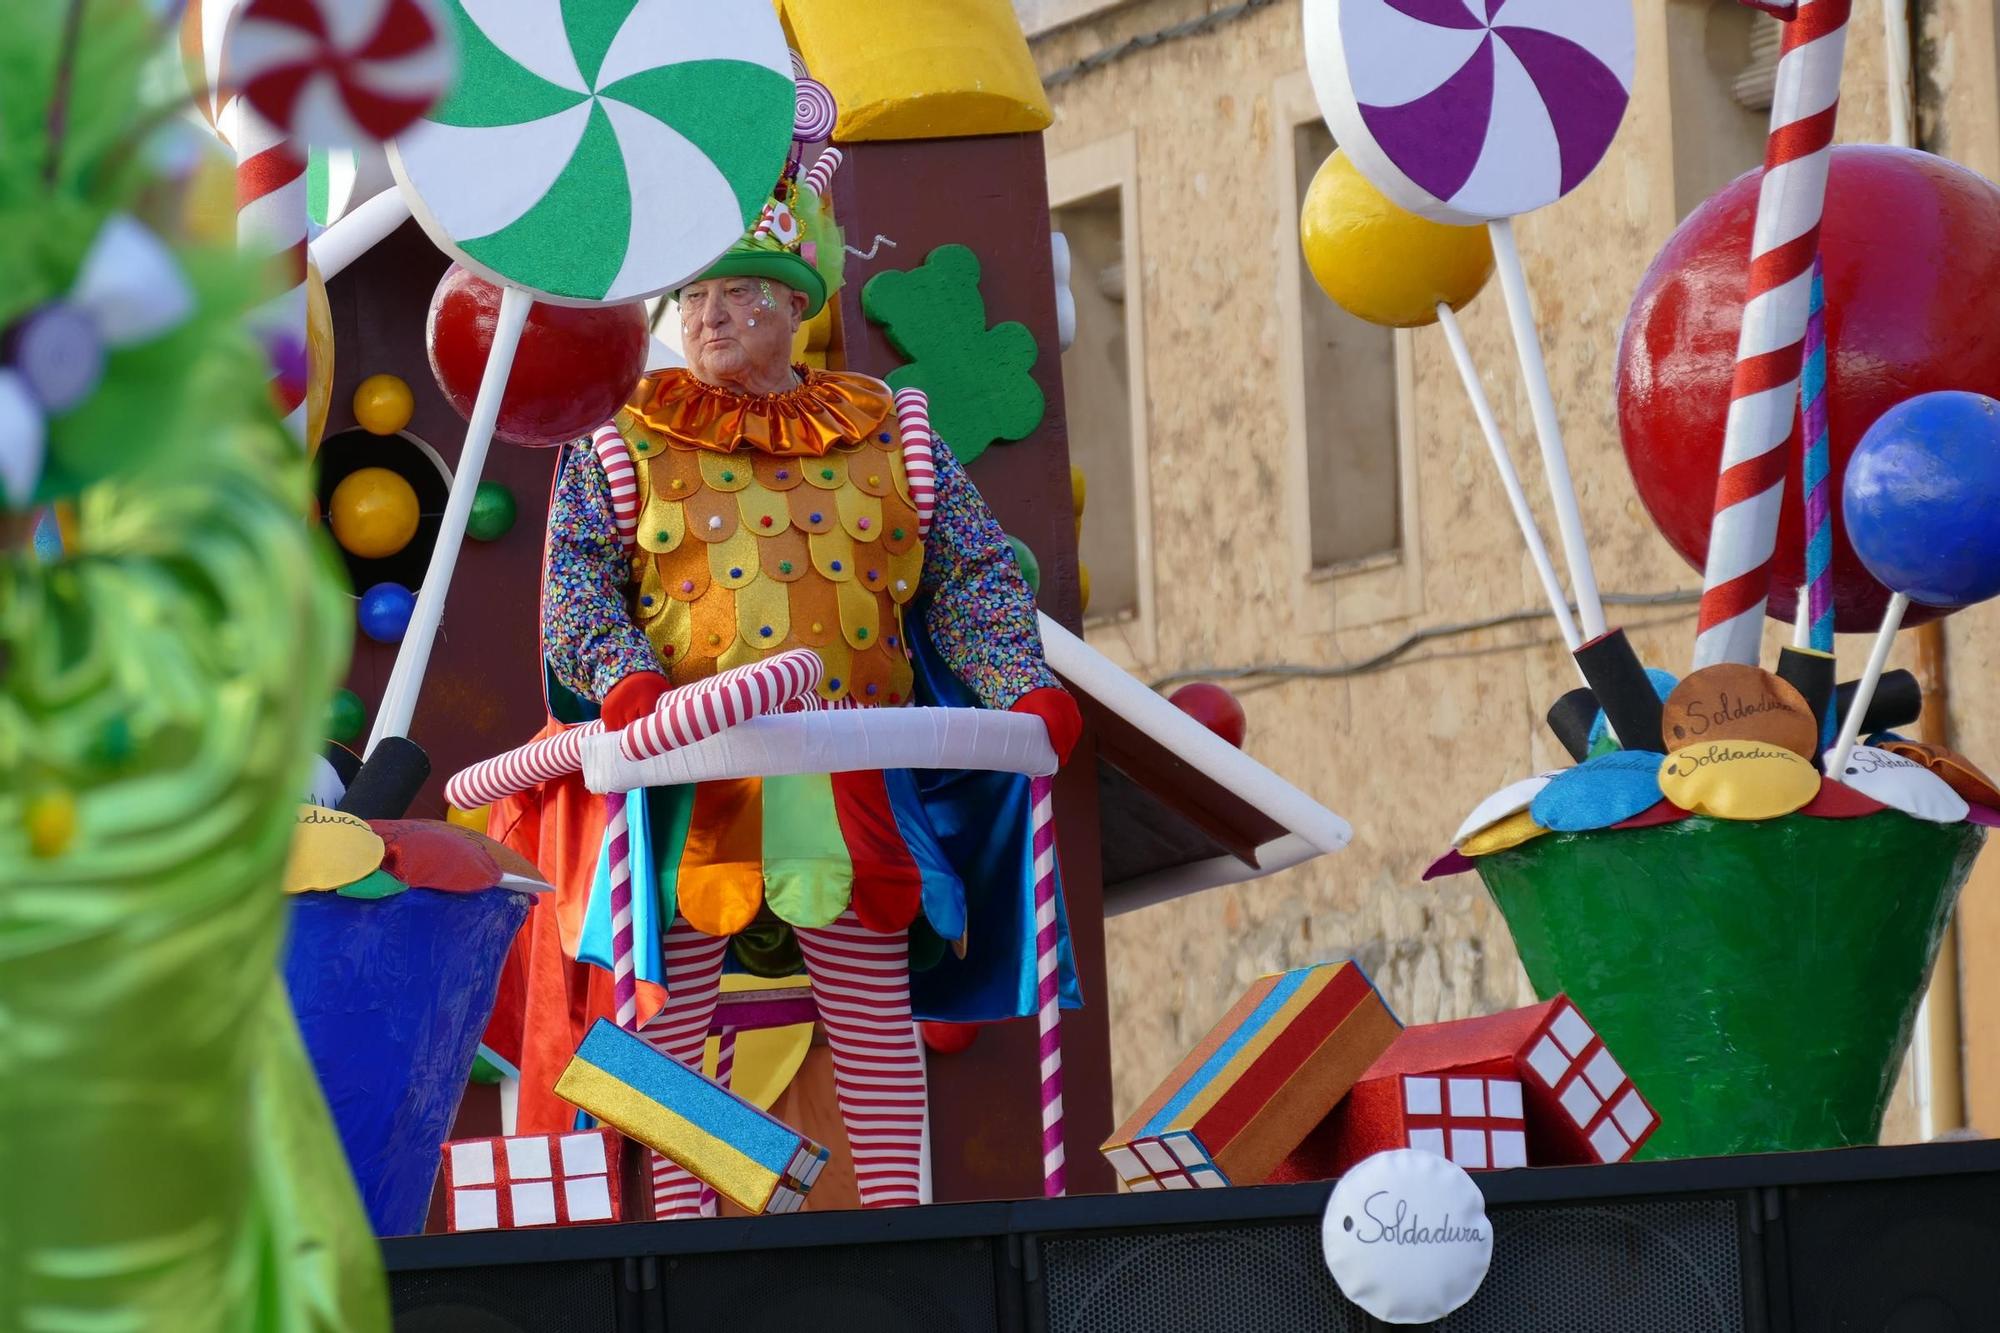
1078;561;1092;615
1070;465;1087;518
26;790;77;859
330;467;421;560
445;804;491;835
1300;150;1494;329
352;373;415;437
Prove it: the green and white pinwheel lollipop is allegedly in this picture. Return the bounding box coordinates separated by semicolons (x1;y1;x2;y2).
389;0;794;305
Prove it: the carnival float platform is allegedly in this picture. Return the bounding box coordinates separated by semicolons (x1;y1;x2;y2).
382;1137;2000;1331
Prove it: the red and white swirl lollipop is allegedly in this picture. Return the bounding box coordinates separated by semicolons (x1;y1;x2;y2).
228;0;455;149
1305;0;1635;226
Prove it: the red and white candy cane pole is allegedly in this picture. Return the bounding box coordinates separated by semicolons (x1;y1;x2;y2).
605;796;639;1028
1693;0;1851;668
231;103;310;439
1030;772;1065;1198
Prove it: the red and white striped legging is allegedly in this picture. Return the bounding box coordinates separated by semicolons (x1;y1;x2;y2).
638;910;925;1217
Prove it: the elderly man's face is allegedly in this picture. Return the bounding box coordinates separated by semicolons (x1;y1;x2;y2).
679;277;809;392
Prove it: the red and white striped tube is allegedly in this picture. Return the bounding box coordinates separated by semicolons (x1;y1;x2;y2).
1693;0;1850;668
444;723;596;809
605;795;638;1029
231;100;309;440
619;650;823;761
803;145;844;201
893;388;938;538
592;423;638;556
443;650;824;807
1031;773;1065;1198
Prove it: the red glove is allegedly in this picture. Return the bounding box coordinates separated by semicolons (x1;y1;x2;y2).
602;671;671;732
1011;686;1083;768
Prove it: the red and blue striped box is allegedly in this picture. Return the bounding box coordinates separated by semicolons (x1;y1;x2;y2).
1101;961;1400;1190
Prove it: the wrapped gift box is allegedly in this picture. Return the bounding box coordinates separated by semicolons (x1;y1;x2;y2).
1101;960;1400;1190
440;1128;623;1231
1311;996;1658;1175
555;1019;829;1216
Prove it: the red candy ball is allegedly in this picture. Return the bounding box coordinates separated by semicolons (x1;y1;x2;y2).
1169;682;1247;749
919;1021;979;1055
427;265;649;446
1618;145;2000;632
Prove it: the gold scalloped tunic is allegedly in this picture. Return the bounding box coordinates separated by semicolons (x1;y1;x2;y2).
619;375;923;707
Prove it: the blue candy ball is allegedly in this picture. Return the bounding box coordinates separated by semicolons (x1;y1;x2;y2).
1844;391;2000;610
357;582;416;643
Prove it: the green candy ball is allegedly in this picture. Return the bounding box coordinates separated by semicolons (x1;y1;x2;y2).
1006;535;1041;595
467;481;518;542
327;688;366;743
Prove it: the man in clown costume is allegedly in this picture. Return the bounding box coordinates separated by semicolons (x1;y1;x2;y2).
518;168;1084;1216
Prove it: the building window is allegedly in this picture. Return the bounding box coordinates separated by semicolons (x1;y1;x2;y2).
1053;188;1140;627
1293;117;1401;572
1667;0;1781;218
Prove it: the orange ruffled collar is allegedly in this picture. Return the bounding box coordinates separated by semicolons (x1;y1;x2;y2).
622;368;896;458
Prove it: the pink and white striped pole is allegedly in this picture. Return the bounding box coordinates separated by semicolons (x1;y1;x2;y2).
1031;773;1065;1199
893;388;938;538
605;796;638;1029
1693;0;1851;668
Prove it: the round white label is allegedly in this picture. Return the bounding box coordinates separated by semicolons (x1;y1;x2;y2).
1322;1149;1494;1324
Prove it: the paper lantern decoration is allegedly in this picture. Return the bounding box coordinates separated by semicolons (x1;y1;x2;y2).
555;1019;829;1216
1300;149;1494;328
387;0;794;306
467;481;517;542
1304;0;1636;225
352;372;414;436
1168;682;1248;750
1101;962;1400;1191
329;466;420;559
441;1129;623;1232
1844;391;2000;611
357;581;416;643
427;266;649;446
1619;147;2000;632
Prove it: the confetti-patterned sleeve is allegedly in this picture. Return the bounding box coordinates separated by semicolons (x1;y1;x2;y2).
543;441;660;703
918;441;1061;709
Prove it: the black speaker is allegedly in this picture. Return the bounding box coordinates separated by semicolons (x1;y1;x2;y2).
1781;1173;2000;1332
1438;1197;1755;1332
389;1259;634;1331
660;1237;1009;1332
1032;1219;1364;1333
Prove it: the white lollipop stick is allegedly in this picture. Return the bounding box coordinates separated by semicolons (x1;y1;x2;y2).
1436;302;1580;654
368;283;532;753
1825;591;1908;780
308;189;412;283
1489;218;1606;643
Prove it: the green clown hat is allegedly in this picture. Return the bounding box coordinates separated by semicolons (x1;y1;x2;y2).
682;172;845;319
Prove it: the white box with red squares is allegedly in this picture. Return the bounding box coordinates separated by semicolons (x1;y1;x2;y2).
440;1128;624;1232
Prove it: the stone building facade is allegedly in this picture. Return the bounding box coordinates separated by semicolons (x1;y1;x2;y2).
1020;0;2000;1142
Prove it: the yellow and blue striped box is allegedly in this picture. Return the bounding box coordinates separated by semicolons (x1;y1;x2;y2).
555;1019;830;1216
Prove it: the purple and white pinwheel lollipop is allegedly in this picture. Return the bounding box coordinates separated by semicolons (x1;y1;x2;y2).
1305;0;1636;225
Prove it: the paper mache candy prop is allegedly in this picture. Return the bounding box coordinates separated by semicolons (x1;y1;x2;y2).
1100;961;1401;1191
441;1128;625;1232
555;1019;829;1216
283;806;551;1235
